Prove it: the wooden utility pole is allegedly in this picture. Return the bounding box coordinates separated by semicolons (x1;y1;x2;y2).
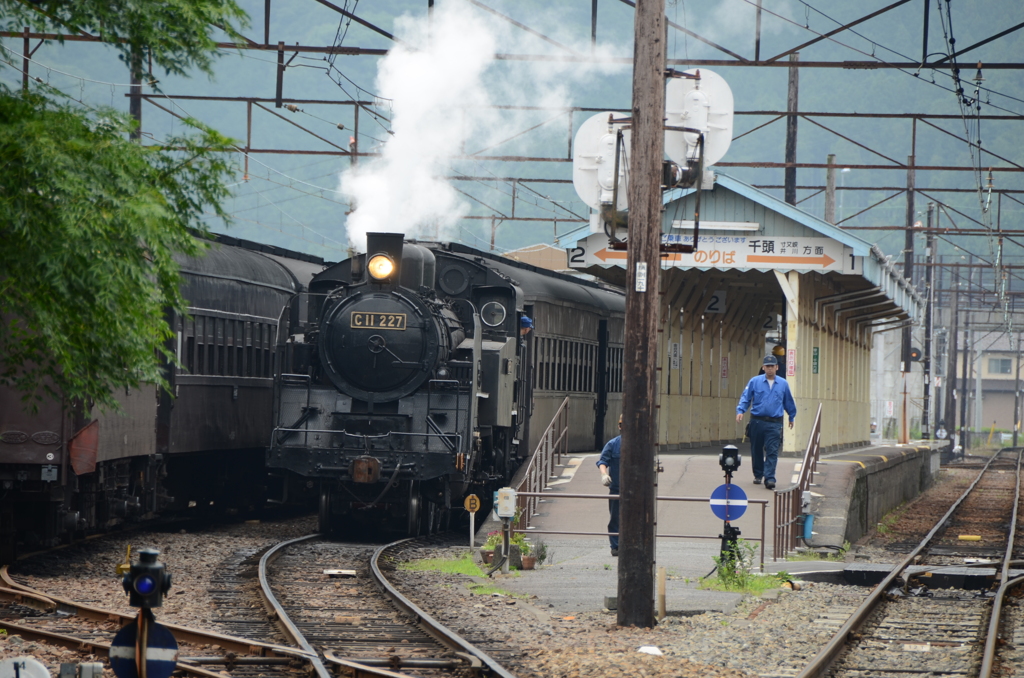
618;0;664;629
1014;331;1021;447
129;49;143;142
824;154;836;224
784;53;799;205
945;281;959;434
922;203;934;438
900;155;914;444
960;308;970;450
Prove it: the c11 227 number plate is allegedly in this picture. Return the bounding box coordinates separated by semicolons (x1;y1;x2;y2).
350;312;407;330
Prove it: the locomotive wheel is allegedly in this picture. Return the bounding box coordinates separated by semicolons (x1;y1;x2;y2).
406;482;422;537
318;489;335;534
422;500;438;535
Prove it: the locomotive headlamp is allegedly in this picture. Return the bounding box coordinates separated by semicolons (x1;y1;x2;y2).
719;445;741;475
367;254;395;280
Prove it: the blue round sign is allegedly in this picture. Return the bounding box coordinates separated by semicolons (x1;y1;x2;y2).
110;619;178;678
710;483;748;521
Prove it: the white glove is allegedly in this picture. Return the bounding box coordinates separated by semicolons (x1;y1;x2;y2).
601;473;612;487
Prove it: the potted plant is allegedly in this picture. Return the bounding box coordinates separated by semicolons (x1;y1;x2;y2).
511;532;535;570
480;531;502;564
534;540;548;567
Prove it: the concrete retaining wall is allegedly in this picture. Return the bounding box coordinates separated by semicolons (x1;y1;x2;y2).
811;444;943;548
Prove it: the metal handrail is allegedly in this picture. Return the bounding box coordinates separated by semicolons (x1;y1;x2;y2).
512;396;571;531
773;403;823;559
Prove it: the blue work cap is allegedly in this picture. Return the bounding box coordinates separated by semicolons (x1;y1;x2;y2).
520;316;534;328
763;354;778;366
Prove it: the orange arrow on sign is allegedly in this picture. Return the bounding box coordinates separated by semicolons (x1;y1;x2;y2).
593;249;628;262
748;253;836;267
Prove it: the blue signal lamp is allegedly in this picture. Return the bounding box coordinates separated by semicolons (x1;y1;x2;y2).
122;548;172;608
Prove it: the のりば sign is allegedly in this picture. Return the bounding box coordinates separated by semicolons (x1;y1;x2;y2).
567;233;862;274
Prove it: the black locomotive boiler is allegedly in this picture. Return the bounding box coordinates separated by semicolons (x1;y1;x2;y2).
268;232;626;536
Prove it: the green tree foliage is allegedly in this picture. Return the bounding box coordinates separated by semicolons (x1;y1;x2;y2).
0;0;248;409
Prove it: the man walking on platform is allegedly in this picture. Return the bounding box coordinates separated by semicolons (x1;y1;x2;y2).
736;355;796;490
596;415;622;556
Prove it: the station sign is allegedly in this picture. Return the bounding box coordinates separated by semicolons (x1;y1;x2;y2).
568;232;862;274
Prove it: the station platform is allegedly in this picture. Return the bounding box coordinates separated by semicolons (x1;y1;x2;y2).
475;440;944;616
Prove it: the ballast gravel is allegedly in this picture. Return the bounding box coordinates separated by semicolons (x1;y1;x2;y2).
1;512;865;678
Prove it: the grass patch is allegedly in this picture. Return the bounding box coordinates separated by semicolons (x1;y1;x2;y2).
699;538;794;594
786;541;850;562
699;572;792;595
398;551;484;576
466;583;529;598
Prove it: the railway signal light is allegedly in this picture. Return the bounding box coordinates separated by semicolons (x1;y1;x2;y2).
719;444;741;476
122;548;172;608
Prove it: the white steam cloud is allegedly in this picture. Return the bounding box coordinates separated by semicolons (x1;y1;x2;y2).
338;0;625;252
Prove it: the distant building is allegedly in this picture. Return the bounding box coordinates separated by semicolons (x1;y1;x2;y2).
951;331;1022;433
502;243;569;272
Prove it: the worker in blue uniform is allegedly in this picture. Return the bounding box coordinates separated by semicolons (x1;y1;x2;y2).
735;354;796;490
596;414;622;556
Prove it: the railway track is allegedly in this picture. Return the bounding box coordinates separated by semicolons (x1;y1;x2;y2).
0;531;516;678
259;534;516;678
0;568;311;678
798;448;1024;678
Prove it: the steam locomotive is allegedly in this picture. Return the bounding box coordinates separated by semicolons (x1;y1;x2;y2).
268;232;626;535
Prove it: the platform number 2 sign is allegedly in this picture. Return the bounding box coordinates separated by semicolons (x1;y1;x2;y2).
704;290;726;314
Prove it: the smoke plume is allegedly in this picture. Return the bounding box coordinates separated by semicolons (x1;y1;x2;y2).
338;0;624;252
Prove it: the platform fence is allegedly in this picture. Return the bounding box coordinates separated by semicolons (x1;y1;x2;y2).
774;402;823;558
512;491;769;570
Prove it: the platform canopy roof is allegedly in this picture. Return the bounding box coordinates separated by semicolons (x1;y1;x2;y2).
568;172;922;325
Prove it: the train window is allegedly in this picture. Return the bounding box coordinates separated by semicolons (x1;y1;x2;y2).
539;337;547;390
224;319;232;376
222;319;230;376
234;321;243;376
204;318;213;375
562;340;567;391
245;322;254;377
574;342;580;392
197;317;207;375
569;341;576;392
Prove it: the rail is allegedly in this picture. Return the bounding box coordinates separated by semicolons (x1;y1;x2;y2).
258;534;334;678
512;395;571;531
979;449;1023;678
372;539;517;678
773;402;822;559
796;448;1021;678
